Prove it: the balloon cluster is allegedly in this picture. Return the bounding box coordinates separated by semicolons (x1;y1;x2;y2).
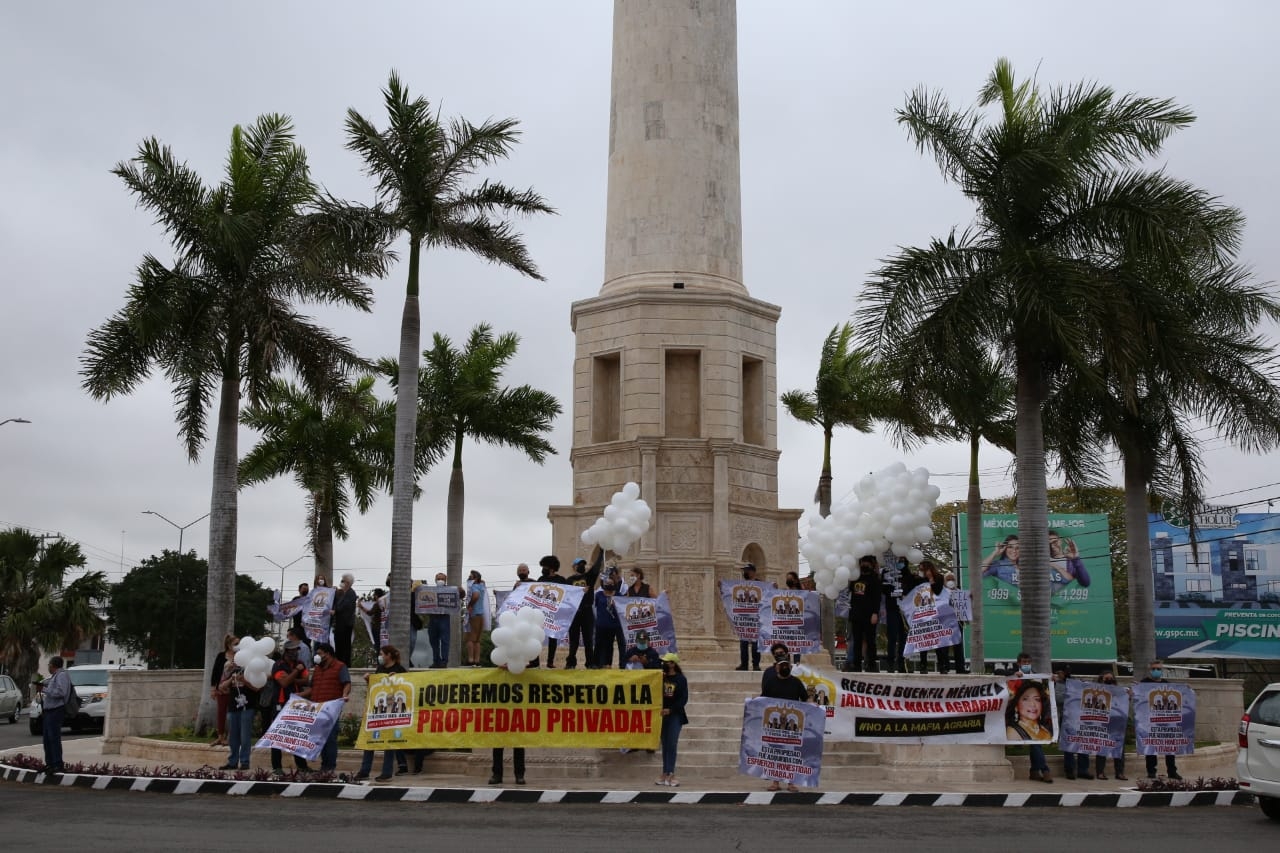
580;482;653;554
234;636;276;689
489;608;545;675
800;462;942;599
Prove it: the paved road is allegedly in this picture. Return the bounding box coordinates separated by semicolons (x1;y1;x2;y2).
0;712;98;754
0;783;1274;851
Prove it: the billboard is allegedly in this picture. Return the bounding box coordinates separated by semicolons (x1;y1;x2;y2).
955;513;1118;662
1149;510;1280;659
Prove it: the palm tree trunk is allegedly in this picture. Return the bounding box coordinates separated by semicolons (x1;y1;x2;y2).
1123;450;1157;675
315;498;335;590
819;429;836;662
197;367;240;732
966;432;985;673
387;239;422;655
446;435;465;667
1014;352;1052;671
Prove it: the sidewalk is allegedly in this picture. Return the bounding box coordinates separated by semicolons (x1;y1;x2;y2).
0;735;1242;799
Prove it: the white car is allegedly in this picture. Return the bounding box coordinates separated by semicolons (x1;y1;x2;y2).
1238;681;1280;821
28;664;142;735
0;674;21;723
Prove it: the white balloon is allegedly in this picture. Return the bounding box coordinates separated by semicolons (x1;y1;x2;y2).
245;671;267;689
623;481;641;500
234;648;254;667
254;637;276;656
491;626;512;647
581;528;595;544
604;504;621;521
490;647;510;666
907;548;925;564
611;492;628;507
848;566;861;582
507;659;527;675
834;565;851;585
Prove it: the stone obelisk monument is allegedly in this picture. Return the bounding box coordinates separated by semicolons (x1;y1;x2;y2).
548;0;801;657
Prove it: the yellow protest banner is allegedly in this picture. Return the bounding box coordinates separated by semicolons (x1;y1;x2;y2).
354;667;662;750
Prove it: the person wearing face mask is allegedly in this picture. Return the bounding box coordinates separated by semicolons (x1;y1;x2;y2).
735;563;766;671
843;556;883;673
1013;651;1053;783
622;629;662;670
1093;671;1127;780
760;655;810;792
621;567;651;599
330;573;358;666
1141;660;1182;780
594;576;626;668
464;570;489;667
356;645;410;782
538;556;566;667
655;653;689;787
427;573;451;669
1054;666;1092;779
267;640;312;775
309;642;351;773
565;552;602;669
760;643;792;694
942;571;968;674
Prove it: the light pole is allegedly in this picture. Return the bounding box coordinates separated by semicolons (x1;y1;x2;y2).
1;417;31;426
142;510;210;668
257;553;312;605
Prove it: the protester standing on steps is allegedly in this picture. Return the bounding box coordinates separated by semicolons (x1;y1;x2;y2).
760;656;809;791
842;555;883;673
539;555;567;667
330;573;358;666
656;653;688;787
39;656;72;773
464;570;489;666
594;575;626;668
760;642;791;694
735;563;765;671
565;552;602;668
1142;660;1182;780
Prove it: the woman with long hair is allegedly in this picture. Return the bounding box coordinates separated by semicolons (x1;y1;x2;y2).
209;632;238;747
656;653;688;787
465;570;488;666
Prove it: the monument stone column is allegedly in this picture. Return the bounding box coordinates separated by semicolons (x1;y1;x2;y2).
548;0;801;659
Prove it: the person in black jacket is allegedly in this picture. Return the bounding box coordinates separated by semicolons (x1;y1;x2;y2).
565;551;602;668
538;555;567;667
760;659;809;792
881;559;909;672
656;653;689;787
842;555;883;673
331;573;358;665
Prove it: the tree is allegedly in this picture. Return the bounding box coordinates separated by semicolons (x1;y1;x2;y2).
240;375;438;587
107;551;273;670
859;59;1240;668
0;528;108;699
81;115;389;730
1048;256;1280;673
782;322;904;657
345;71;554;651
383;324;560;665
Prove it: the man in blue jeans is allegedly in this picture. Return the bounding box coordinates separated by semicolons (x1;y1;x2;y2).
40;656;72;773
427;572;451;668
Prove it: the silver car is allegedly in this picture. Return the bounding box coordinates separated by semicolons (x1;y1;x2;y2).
0;674;21;723
1238;682;1280;821
28;664;142;735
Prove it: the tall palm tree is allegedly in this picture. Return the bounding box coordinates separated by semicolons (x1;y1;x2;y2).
1050;257;1280;674
382;324;561;665
859;59;1240;668
781;323;896;518
0;528;108;699
81;115;388;729
240;375;435;587
345;71;554;651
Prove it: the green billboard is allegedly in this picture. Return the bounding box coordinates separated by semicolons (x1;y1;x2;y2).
955;513;1118;662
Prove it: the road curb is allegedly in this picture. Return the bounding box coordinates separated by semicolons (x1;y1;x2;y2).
0;763;1254;807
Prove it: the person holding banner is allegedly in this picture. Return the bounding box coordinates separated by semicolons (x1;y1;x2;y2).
1093;672;1127;780
594;577;626;668
656;653;688;787
538;556;566;667
1141;660;1182;780
427;573;451;668
464;570;489;667
1009;652;1054;783
622;629;662;670
356;645;410;782
622;567;651;599
331;573;358;666
760;658;808;791
735;563;765;671
309;642;351;772
289;583;309;633
267;640;312;775
565;553;602;668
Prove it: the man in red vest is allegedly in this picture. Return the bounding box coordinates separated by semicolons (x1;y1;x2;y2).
310;641;351;772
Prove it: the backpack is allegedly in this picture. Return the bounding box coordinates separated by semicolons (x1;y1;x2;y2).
62;677;81;717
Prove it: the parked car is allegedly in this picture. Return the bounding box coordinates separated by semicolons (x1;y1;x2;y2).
0;674;22;723
27;664;142;736
1238;681;1280;821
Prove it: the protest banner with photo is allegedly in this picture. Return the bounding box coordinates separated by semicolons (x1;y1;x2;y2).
494;582;584;643
1060;679;1128;759
739;696;825;787
898;583;961;656
794;665;840;735
1134;682;1196;756
719;579;773;642
955;513;1118;662
416;585;460;615
256;697;345;761
827;673;1046;744
757;588;821;654
270;589;309;624
353;667;661;750
617;592;679;655
1148;510;1280;660
303;587;334;646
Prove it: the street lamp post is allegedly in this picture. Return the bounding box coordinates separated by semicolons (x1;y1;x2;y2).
257;553;312;611
141;510;210;668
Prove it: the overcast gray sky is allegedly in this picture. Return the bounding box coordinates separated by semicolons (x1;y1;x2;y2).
3;1;1278;596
